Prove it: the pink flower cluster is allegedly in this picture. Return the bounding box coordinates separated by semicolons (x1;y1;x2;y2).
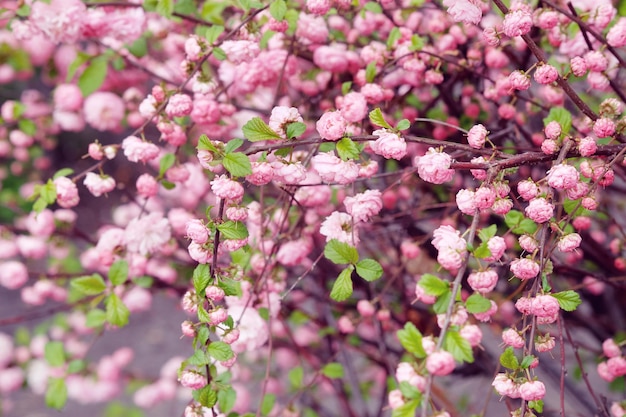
432;225;467;271
415;148;455;184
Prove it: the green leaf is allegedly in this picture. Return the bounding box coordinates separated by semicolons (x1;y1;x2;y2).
188;349;210;367
224;138;244;154
286;122;307;139
465;293;491;313
159;153;176;177
208;341;234;361
205;25;225;45
473;241;491;259
398;381;421;400
324;239;359;264
444;330;474;363
261;393;276;415
269;0;287;20
369;108;392;129
197;305;211;323
109;260;129;286
552;290;581;312
212;46;227;60
219;277;241;297
193;264;211;296
396;119;410;131
156;0;174;16
223;152;252;177
41;180;57;204
409;34;425;51
45;341;65;367
397;322;426;358
217;221;249;239
418;274;449;296
478;224;497;242
529;399;544;413
387;27;401;49
53;168;74;180
197;134;219;152
520;355;535;369
105;293;130;327
259;29;276;49
341;81;352;95
363;1;382;13
330;267;354;302
70;274;106;295
78;57;108;97
66;52;90;82
85;309;107;328
336;137;360;160
18;119;36;136
242;117;282;142
217;387;237;413
46;378;67;410
514;219;538;235
543;107;572;137
355;258;383;281
365;61;377;83
391;399;419;417
499;346;519;369
195;385;217;408
504;210;524;229
432;289;452;314
321;363;344;379
67;359;86;374
288;366;304;388
161;180;175;190
127;37;148;58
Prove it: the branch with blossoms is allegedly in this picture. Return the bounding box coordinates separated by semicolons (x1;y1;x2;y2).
1;1;626;417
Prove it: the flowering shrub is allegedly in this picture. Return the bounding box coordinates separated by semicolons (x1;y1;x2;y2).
0;0;625;416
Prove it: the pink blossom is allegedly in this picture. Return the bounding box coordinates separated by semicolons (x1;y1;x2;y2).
165;94;193;118
268;106;304;139
25;209;56;238
311;152;359;185
531;294;560;318
206;286;225;302
357;300;376;317
525;198;554;223
610;402;626;417
502;9;533;37
83;92;125;132
460;324;483;347
510;258;540;280
456;189;477;215
370;129;407;160
246;162;274;186
541;138;559;155
178;370;207;389
83;173;116;197
122;136;160;163
0;367;25;394
54;84;83;111
603;339;622;358
486;236;506;261
607;18;626;47
296;13;328;44
468;269;498;293
593;117;616;138
544;121;562;140
442;0;482;25
607;356;626;377
415;148;455;184
432;225;467;271
547;164;578;190
188;242;211;264
320;212;359;245
54;177;80;208
210;175;244;201
0;261;29;290
28;0;87;43
185;219;209;244
227;305;269;353
184;36;203;61
535;334;556;352
396;362;426;391
273;161;307;184
492;373;521;398
426;351;455;376
316;111;347;141
467;124;488;149
313;45;349;73
519;235;538;252
557;233;582;252
17;236;48;259
344;190;382;223
578;136;597;157
519;380;546;401
535;10;559;29
307;0;331;15
221;40;260;64
483;27;500;46
339;92;368;123
474;186;496;210
570;56;588;77
533;64;558;85
502;328;525;348
276;238;313;266
474;300;498;322
388;389;405;409
136;174;158;198
124;213;171;255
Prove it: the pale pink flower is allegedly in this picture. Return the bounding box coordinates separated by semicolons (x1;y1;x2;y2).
25;209;56;238
313;44;349;73
311;152;359;184
83;92;125;132
547;164;578;190
535;334;556;352
468;269;498;293
474;300;498;322
165;94;193;118
122;136;160;163
188;242;211;264
268;106;304;139
184;36;203;61
185;219;209;244
492;373;521;398
246;162;274;185
54;177;80;208
519;380;545;401
357;300;376;317
221;40;260;64
0;261;29;290
276;238;313;266
607;356;626;377
517;179;539;200
541;138;559;155
339;92;368;123
273;161;307;184
467;124;488;148
502;328;525;348
138;94;158;119
0;367;25;393
460;324;483;347
603;339;622;358
136;174;158;198
227;305;269;353
388;389;405;409
570;56;588;77
124;213;171;255
296;13;328;44
530;294;560;318
510;258;540;280
442;0;482;25
544;121;561;140
456;189;477;215
607;18;626;47
486;236;506;261
396;362;426;391
525;198;554;223
503;9;533;37
370;129;407;160
29;0;87;43
593;117;616;138
307;0;331;15
54;84;83;111
344;190;382;223
316;111;347;140
598;361;615;382
610;402;626;417
320;211;359;245
519;235;538;252
578;136;597;157
474;186;496;210
415;148;455;184
426;351;455;376
432;225;467;271
338;316;355;333
178;370;207;389
83;173;116;197
534;64;558;85
210;175;244;201
557;233;582;252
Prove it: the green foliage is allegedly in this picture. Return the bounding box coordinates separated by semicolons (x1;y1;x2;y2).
109;260;129;286
465;293;491;313
261;393;276;415
365;61;377;83
242;117;282;142
552;290;582;311
85;309;107;328
396;119;410;131
397;322;426;358
355;258;383;281
223;153;252;177
500;347;519;369
286;122;307;139
505;210;538;235
369;108;391;129
208;341;234;361
543;107;572;137
217;221;249;239
330;266;354;301
269;0;287;20
78;56;108;97
321;363;344;379
391;399;419;417
336;137;361;160
71;274;106;295
418;274;449;296
45;341;65;367
444;330;474;363
324;239;359;264
159;153;176;177
46;378;67;410
387;27;401;49
105;293;130;327
288;366;304;388
195;385;217;408
217;387;237;413
193;264;211;295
